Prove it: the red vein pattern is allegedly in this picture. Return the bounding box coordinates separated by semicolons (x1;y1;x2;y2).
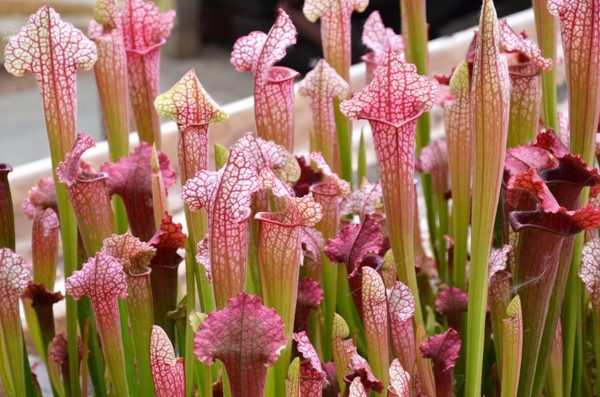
4;6;97;161
332;314;355;392
23;178;59;288
298;60;349;168
549;0;600;163
340;51;438;303
361;11;404;82
498;21;552;147
194;293;286;397
419;328;461;397
310;152;351;239
581;239;600;308
236;133;299;212
303;0;369;80
89;1;129;158
28;208;59;289
388;359;411;397
341;180;383;219
344;344;384;393
155;69;228;183
256;179;322;336
418;138;449;196
0;249;31;316
360;266;390;388
182;148;259;308
293;331;328;395
489;244;512;280
122;0;175;145
150;325;184;397
231;9;298;149
442;60;472;288
101;233;155;289
488;260;512;368
501;297;523;397
387;281;415;375
348;377;368;397
499;21;552;70
301;226;325;281
93;0;118;27
102;142;176;241
56;133;116;254
0;249;30;396
466;2;510;392
65;251;127;322
65;251;129;394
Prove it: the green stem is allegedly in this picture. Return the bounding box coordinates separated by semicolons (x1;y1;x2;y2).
335;265;367;355
572;314;583;397
77;298;106;397
452;195;469;291
435;192;449;283
126;280;155;397
540;71;558;131
55;182;81;397
222;366;232;397
23;302;45;363
104;109;129;234
334;99;353;186
113;197;129;234
321;256;338;361
531;0;557;130
419;127;438;261
543;326;564;397
23;338;41;397
0;307;26;397
401;0;437;267
98;309;130;397
183;206;214;396
187;209;214;312
271;346;292;397
0;321;14;396
590;309;600;397
118;300;137;396
194;361;212;397
465;215;496;397
357;130;367;184
531;235;576;397
500;296;522;397
184;237;197;397
563;230;586;396
247;218;262;296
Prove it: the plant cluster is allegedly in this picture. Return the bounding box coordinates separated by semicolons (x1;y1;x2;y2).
1;0;600;396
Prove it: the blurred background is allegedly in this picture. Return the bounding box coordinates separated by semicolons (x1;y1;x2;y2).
0;0;528;166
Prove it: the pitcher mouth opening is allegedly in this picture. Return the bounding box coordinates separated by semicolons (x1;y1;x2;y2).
77;171;110;184
267;66;300;84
